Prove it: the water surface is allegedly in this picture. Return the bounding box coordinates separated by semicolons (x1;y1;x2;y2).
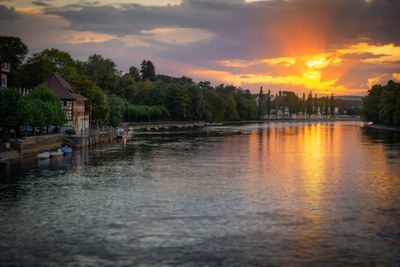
1;121;400;266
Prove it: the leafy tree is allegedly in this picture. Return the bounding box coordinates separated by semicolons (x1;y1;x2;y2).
224;93;240;121
257;87;264;120
236;93;256;120
266;90;272;118
188;86;205;120
363;80;400;126
306;92;313;117
140;60;156;81
0;88;22;140
77;54;118;93
394;97;400;126
0;36;28;87
126;104;169;122
128;66;141;82
20;49;76;87
330;93;335;116
25;86;67;129
202;88;226;122
378;81;400;125
199;81;212;88
165;85;190;120
70;74;110;124
108;94;126;127
363;85;384;123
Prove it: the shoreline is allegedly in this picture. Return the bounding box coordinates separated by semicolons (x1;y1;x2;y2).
1;118;363;164
363;124;400;132
221;117;361;125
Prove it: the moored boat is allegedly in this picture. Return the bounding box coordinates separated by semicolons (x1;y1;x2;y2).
37;152;51;160
60;146;72;153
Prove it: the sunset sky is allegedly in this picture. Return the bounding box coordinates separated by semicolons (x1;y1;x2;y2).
1;0;399;95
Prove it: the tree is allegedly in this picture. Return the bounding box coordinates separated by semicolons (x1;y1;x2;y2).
0;88;22;141
257;86;264;120
108;94;125;127
70;74;110;124
202;88;226;122
20;49;76;87
306;92;313;117
363;84;384;123
224;93;240;121
324;97;329;116
0;36;28;87
330;93;335;116
77;54;118;93
140;60;156;81
128;66;141;82
25;86;67;130
188;86;205;120
199;81;212;88
378;81;400;125
165;85;190;120
363;80;400;126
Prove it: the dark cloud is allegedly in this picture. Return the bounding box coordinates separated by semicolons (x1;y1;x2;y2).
32;1;53;7
0;5;18;20
1;0;398;93
41;0;400;62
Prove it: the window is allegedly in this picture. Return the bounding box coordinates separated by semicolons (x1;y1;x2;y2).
1;74;7;88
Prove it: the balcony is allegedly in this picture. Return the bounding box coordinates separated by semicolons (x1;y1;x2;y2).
1;62;10;73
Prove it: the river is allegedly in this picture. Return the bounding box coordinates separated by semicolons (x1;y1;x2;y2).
1;121;399;266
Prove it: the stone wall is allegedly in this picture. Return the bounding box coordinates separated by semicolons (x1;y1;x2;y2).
11;134;62;155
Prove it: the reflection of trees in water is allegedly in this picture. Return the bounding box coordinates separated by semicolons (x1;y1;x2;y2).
362;128;400;144
362;128;400;161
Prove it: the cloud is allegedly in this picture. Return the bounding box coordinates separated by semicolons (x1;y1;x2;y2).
31;1;53;7
1;0;399;95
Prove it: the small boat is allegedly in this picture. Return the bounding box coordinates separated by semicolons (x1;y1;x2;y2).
37;152;51;160
60;146;72;153
50;150;64;157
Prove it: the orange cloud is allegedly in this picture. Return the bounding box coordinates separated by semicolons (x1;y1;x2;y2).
210;42;400;95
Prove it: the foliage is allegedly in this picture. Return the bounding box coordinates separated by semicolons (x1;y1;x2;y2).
76;54;118;93
0;36;28;87
126;104;169;122
140;60;156;81
2;36;351;128
69;74;109;124
0;88;23;140
363;81;400;126
108;94;125;127
19;49;76;88
0;87;65;139
25;86;67;127
128;66;141;82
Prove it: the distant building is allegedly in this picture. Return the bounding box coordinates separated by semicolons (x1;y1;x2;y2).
41;73;89;136
0;56;11;88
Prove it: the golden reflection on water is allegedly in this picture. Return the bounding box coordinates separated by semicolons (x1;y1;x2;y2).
239;122;400;223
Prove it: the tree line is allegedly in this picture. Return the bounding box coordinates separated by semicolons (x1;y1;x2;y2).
1;36;342;133
256;88;335;119
363;80;400;126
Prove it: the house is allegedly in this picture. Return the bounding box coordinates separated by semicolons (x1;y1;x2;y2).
41;73;89;137
0;56;11;88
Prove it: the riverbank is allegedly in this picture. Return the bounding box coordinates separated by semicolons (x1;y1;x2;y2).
363;124;400;132
221;117;361;125
0;128;120;164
